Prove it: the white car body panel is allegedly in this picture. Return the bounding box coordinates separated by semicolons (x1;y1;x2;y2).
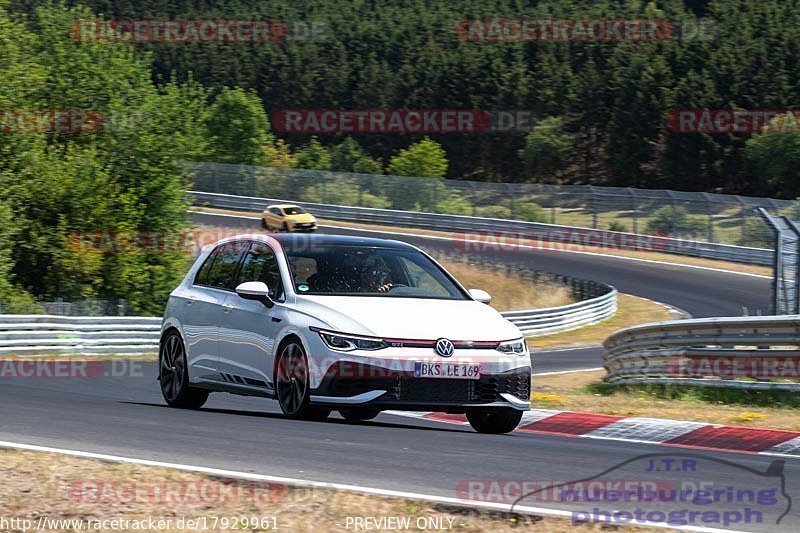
160;233;532;411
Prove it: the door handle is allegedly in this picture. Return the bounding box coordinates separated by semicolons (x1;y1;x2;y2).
222;303;234;314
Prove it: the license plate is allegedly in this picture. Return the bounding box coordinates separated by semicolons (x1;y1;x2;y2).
413;362;480;380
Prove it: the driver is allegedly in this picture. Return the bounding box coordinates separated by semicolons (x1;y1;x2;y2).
360;255;394;293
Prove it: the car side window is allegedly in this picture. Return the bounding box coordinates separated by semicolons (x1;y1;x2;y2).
238;242;284;301
204;241;248;290
194;249;219;286
397;257;450;297
270;207;283;217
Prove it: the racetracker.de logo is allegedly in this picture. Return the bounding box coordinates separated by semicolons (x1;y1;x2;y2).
68;230;264;255
667;354;800;379
69;480;287;505
456;18;674;42
69;19;323;44
450;230;700;255
0;358;143;379
272;110;535;134
457;479;672;504
667;110;800;134
0;109;104;134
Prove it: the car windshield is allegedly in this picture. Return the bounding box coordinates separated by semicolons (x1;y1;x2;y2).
284;245;468;299
283;206;307;215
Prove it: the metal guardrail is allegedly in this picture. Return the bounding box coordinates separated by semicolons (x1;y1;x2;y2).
603;316;800;390
190;191;773;266
503;286;617;336
0;315;161;355
185;161;791;249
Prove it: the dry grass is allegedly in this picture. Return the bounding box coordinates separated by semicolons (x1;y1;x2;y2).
533;370;800;431
0;448;646;532
440;261;574;311
527;294;677;350
189;207;772;276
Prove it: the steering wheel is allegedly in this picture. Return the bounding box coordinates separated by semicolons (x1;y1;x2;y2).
378;283;408;293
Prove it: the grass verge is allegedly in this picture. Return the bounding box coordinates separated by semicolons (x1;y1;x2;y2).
190;207;772;277
527;294;678;350
533;370;800;431
0;448;640;532
440;261;573;311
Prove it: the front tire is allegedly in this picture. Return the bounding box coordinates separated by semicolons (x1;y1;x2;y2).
466;408;522;434
159;331;209;409
276;340;330;421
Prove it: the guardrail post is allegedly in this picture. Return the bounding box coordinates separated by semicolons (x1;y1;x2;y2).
628;188;638;234
784;216;800;314
589;186;598;229
702;193;714;243
758;208;799;314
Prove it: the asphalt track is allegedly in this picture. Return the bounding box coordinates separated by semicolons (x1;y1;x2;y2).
2;212;791;531
2;363;798;531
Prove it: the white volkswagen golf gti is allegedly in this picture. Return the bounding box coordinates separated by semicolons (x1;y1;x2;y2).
159;233;531;433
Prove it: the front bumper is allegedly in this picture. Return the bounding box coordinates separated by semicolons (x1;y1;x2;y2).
289;221;317;232
309;361;531;412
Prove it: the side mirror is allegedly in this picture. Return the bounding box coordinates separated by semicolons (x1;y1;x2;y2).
236;281;273;307
468;288;492;304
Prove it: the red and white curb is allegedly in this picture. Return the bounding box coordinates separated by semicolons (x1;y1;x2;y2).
385;409;800;458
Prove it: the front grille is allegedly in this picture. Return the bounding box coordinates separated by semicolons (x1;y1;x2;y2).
393;370;531;403
476;372;531;402
314;362;530;404
396;378;471;402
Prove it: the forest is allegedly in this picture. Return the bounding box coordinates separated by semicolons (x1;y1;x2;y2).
1;0;798;311
9;0;800;194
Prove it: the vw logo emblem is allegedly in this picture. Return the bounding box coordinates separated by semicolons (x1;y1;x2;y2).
435;338;455;357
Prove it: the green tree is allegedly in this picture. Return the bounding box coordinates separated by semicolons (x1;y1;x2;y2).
475;205;512;219
436;193;473;215
385;138;448;211
513;202;546;223
299;178;389;208
518;117;574;182
203;87;272;165
295;137;332;170
387;137;447;178
745;114;800;198
262;139;298;168
646;206;706;237
0;3;201;314
331;137;382;174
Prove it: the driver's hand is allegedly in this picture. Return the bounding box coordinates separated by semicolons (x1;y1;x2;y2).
377;283;393;293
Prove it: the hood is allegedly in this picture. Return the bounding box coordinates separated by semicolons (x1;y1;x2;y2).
294;295;522;341
288;213;316;223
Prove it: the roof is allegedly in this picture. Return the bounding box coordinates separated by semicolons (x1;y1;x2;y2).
271;233;415;251
267;204;302;209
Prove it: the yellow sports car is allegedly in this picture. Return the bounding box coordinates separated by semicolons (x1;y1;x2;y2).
261;204;318;232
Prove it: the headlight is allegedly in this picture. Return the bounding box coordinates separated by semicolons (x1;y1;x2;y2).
311;327;387;351
497;338;527;356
